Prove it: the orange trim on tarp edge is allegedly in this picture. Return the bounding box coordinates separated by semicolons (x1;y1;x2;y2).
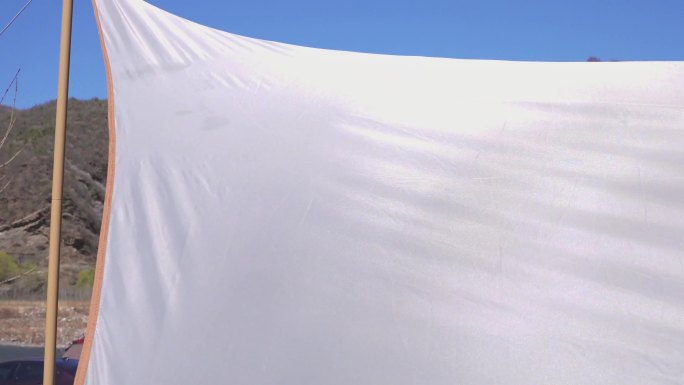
73;0;116;383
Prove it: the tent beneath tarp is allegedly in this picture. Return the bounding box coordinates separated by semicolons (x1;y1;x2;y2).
76;0;684;384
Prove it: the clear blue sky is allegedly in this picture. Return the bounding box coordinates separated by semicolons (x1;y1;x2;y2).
2;0;683;108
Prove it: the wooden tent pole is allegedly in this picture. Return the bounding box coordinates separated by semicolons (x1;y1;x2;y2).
43;0;74;384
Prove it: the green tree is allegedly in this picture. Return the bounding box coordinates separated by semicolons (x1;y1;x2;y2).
76;268;95;288
0;251;19;281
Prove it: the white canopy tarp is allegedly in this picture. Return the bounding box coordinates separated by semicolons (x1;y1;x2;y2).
78;0;684;384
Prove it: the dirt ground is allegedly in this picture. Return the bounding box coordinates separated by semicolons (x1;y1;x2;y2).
0;300;89;347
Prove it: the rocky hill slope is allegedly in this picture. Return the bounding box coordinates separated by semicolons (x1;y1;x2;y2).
0;99;108;294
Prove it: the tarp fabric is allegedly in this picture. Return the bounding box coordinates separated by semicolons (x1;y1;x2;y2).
78;0;684;383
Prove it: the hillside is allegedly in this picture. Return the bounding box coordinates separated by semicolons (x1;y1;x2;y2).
0;99;108;295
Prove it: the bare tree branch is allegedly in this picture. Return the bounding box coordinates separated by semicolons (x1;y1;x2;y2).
0;149;21;169
0;69;20;105
0;0;35;39
0;69;22;175
0;179;10;194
